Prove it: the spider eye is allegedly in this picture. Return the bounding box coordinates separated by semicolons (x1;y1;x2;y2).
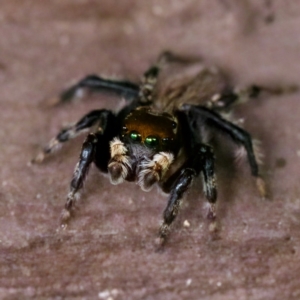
130;131;141;142
162;137;171;145
145;136;159;148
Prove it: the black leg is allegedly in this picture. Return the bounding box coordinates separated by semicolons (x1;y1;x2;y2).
159;168;196;241
206;85;261;111
197;144;217;220
207;83;298;111
138;51;178;104
159;144;217;242
49;74;139;105
139;66;160;104
139;51;205;105
33;109;113;163
180;104;266;197
60;110;117;225
61;133;98;225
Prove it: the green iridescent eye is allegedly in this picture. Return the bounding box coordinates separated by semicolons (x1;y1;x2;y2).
130;131;141;142
145;136;159;148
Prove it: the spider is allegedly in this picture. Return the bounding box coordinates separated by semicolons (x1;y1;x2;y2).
34;51;272;243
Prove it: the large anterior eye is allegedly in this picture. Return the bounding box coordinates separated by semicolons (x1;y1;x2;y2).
130;131;142;142
145;136;159;148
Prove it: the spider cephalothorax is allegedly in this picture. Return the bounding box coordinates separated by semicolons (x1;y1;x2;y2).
108;106;180;191
123;106;179;153
34;51;272;244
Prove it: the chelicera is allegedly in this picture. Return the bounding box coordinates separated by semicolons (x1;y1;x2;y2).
34;51;271;244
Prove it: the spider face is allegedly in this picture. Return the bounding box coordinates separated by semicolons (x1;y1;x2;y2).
34;51;267;245
108;107;179;191
122;106;179;152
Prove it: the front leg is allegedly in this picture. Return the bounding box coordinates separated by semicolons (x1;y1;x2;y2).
159;168;196;241
60;110;117;225
159;144;217;242
61;133;98;225
33;109;114;163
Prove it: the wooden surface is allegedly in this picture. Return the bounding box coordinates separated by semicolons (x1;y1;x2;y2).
0;1;300;299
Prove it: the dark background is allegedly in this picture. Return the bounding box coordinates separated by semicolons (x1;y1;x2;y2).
1;0;300;299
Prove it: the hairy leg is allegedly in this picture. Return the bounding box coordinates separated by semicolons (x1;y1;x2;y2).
60;109;117;225
158;144;217;244
33;109;113;163
180;104;266;197
138;51;187;104
205;86;259;110
159;168;196;242
61;133;98;225
48;74;139;106
207;84;298;111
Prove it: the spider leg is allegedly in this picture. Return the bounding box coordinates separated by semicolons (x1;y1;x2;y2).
139;62;161;104
159;168;196;242
61;111;117;225
208;83;298;111
33;109;113;163
138;51;180;104
206;86;260;111
180;104;267;197
61;133;98;225
48;74;139;106
159;144;217;242
198;145;217;220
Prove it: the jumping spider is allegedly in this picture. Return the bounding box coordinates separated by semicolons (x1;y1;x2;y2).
34;51;273;243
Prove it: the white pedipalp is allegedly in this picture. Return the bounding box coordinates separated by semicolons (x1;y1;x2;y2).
108;137;132;184
138;152;174;191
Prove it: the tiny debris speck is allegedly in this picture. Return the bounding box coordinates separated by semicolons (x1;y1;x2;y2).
183;220;191;227
186;278;192;286
98;289;120;299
